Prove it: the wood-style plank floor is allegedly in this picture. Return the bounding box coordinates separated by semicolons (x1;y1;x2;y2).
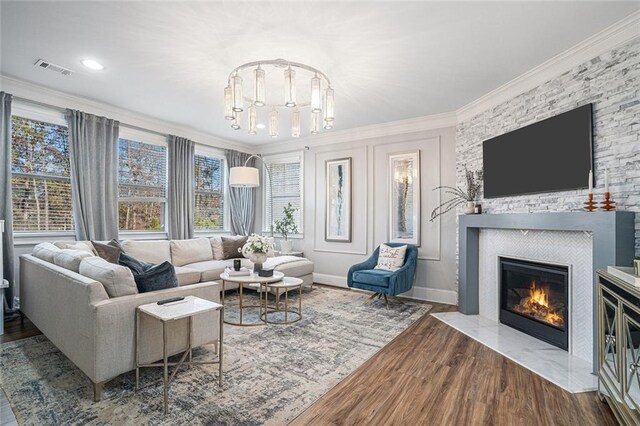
2;301;615;425
291;302;616;426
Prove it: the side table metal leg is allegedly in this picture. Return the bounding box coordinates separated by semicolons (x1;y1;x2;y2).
285;289;289;322
163;321;168;415
239;283;244;325
299;285;303;319
135;310;140;391
219;307;224;387
188;316;192;370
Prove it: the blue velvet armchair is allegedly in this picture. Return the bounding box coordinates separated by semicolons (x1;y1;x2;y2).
347;243;418;309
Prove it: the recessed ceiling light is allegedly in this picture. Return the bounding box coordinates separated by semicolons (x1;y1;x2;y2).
256;123;266;129
81;59;104;70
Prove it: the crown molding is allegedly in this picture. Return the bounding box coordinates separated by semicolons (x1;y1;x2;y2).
456;10;640;123
258;111;457;155
0;74;252;153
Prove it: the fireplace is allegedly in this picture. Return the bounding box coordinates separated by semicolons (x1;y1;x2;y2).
499;257;569;350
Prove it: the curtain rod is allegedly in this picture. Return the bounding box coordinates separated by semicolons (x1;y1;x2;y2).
11;95;241;153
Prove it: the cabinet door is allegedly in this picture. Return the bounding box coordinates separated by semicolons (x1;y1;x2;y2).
622;309;640;421
601;289;620;384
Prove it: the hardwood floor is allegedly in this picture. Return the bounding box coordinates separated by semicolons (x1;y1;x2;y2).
2;303;615;425
291;302;616;426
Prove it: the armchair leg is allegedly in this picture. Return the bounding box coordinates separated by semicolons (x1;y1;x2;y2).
363;292;379;305
383;294;389;310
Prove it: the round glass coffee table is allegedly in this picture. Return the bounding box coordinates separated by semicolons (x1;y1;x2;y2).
219;270;284;326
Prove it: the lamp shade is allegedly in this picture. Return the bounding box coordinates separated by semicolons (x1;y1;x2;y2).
229;166;260;187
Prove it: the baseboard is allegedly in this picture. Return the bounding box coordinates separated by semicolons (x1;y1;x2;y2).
313;273;348;288
313;273;458;305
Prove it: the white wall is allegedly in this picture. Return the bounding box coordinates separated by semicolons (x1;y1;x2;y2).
262;126;458;305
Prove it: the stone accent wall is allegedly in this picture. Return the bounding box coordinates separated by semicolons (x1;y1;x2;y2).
456;37;640;254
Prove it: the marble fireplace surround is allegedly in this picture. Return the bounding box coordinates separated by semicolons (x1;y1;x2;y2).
440;212;636;392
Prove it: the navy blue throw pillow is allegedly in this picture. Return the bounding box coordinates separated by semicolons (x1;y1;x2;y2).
132;261;179;293
119;252;154;275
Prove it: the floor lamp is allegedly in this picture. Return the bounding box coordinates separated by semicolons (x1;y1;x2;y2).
228;154;274;237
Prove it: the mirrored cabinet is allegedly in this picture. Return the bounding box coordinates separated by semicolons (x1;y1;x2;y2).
598;269;640;425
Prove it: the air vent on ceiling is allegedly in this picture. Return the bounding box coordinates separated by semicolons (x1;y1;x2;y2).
34;59;74;76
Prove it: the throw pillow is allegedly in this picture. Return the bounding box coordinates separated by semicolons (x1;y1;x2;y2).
221;236;247;260
170;238;213;266
92;240;122;264
32;242;62;263
119;252;154;274
53;249;94;273
66;242;96;254
374;244;407;271
79;256;138;298
131;261;179;293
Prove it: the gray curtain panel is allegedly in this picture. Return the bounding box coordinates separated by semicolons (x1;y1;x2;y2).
0;92;15;310
65;109;120;241
225;149;256;236
167;135;195;240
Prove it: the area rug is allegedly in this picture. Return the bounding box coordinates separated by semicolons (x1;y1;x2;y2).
0;286;431;425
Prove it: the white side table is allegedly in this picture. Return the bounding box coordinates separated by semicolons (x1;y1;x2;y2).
135;296;223;414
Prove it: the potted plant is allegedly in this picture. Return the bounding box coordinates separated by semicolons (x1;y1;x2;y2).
274;202;298;253
239;234;274;271
430;166;484;221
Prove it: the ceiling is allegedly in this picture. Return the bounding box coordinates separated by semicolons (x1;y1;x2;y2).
1;1;638;146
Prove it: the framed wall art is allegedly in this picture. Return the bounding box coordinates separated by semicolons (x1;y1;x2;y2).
325;157;352;242
388;151;421;246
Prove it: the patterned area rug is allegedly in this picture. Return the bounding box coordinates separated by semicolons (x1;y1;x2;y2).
0;286;431;425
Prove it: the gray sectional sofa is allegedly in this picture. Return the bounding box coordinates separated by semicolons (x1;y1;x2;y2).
20;236;314;400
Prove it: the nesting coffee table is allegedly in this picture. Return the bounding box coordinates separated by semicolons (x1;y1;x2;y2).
261;277;304;325
220;270;285;326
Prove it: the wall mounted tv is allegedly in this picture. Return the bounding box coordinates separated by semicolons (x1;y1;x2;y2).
482;104;593;199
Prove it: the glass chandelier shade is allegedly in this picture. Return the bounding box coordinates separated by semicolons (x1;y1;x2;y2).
224;59;333;138
248;105;258;135
254;66;266;107
269;108;279;138
311;74;321;113
284;67;296;108
291;109;301;138
224;85;234;120
232;73;243;112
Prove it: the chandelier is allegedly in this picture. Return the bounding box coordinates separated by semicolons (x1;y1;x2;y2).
223;59;334;138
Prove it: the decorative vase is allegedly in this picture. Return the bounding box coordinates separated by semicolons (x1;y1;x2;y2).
280;240;294;253
635;259;640;276
248;252;268;272
464;201;476;215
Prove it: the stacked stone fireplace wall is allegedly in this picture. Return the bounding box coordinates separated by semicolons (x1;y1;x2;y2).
456;37;640;254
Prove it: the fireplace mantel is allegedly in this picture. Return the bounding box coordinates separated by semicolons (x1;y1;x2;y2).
458;211;636;370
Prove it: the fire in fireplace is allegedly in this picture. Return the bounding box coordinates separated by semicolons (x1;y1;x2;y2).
500;257;569;350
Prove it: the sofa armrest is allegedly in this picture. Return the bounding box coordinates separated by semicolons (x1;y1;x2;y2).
388;252;417;295
92;281;221;383
347;256;378;287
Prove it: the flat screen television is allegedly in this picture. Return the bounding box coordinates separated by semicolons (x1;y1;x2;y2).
482;104;593;199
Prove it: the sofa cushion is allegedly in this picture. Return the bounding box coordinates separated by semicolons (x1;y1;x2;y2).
264;256;314;277
132;261;179;293
375;244;407;271
80;256;138;298
352;269;393;288
182;260;229;282
121;240;171;264
221;236;247;260
92;240;122;264
54;241;96;254
170;238;213;267
174;266;202;286
32;242;62;263
53;249;94;273
210;235;245;260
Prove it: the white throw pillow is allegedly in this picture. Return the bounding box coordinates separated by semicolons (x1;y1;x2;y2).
170;238;213;266
53;249;94;273
121;240;172;264
32;242;62;263
374;244;407;271
66;242;96;255
79;256;138;298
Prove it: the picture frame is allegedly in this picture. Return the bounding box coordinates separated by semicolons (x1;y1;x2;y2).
325;157;352;242
388;150;421;246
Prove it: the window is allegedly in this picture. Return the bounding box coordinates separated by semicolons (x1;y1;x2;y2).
118;138;167;231
11;116;74;232
264;153;303;234
194;154;226;231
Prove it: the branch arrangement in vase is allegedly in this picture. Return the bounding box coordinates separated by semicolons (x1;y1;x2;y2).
430;166;484;221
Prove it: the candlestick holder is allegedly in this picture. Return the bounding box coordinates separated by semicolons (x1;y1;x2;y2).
584;193;597;212
600;192;616;211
